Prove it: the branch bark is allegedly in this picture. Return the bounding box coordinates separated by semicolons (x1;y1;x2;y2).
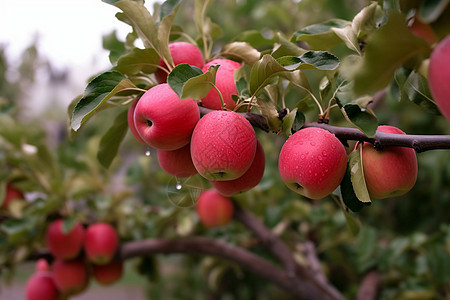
233;201;345;300
199;106;450;152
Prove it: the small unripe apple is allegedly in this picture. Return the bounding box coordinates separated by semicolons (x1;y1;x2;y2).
127;98;146;144
201;59;241;110
211;139;265;196
359;125;418;199
25;271;59;300
278;127;348;199
84;222;119;265
196;189;234;227
45;219;85;260
428;34;450;121
52;258;89;296
155;42;205;83
134;83;200;150
92;260;124;285
1;183;24;210
190;110;257;181
157;144;198;178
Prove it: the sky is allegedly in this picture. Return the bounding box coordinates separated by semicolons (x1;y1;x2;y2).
0;0;156;68
0;0;157;117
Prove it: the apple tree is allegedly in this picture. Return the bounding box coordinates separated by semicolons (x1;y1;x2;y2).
1;0;450;299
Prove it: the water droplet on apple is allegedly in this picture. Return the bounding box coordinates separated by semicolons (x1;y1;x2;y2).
325;168;329;173
310;141;316;146
301;154;305;159
318;156;323;161
176;180;182;190
145;147;151;156
322;151;327;157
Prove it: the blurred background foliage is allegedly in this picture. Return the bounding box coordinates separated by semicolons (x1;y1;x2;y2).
0;0;449;299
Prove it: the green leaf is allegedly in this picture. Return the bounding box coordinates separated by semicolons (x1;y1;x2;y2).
168;63;219;100
102;30;127;63
291;19;349;50
331;25;361;55
159;0;182;20
157;0;181;67
249;55;287;95
271;34;306;58
339;103;378;137
233;30;278;48
280;108;305;137
71;71;141;131
113;0;160;53
97;109;129;169
349;146;371;204
277;51;340;71
221;42;261;65
115;47;160;75
353;10;430;95
351;2;382;38
62;216;79;234
419;0;450;22
340;159;369;213
256;98;282;133
403;71;441;115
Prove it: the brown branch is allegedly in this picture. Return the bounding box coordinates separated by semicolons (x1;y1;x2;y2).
199;106;450;152
120;237;331;300
356;270;380;300
233;201;345;300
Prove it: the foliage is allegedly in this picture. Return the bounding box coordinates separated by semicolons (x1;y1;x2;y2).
0;0;449;299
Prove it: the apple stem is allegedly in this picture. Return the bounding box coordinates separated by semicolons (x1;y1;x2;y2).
210;82;226;109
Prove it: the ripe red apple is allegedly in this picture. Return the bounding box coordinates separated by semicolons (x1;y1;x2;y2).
428;34;450;121
52;258;89;296
45;219;85;260
196;189;234;227
25;271;59;300
201;58;241;110
36;258;50;272
157;143;198;178
409;16;436;45
359;125;418;199
155;41;205;83
1;183;24;210
190;110;257;181
210;139;265;196
278;127;348;199
84;222;119;265
134;83;200;150
127;98;146;144
92;260;124;285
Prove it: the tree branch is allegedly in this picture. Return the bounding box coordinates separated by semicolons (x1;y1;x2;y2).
199;106;450;152
233;201;345;300
120;237;332;300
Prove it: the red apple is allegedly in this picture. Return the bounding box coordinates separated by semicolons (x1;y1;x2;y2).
201;59;241;110
157;143;198;178
196;189;234;227
92;260;124;285
36;258;50;272
278;127;348;199
428;34;450;121
45;219;85;260
84;222;119;265
359;125;418;199
52;258;89;296
155;41;205;83
210;139;265;196
127;97;146;144
190;110;257;181
1;183;24;210
134;83;200;150
25;271;59;300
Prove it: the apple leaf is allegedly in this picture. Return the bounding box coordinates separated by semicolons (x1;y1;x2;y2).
339;103;378;137
249;55;287;95
221;42;261;66
168;63;219;100
277;51;340;71
256;98;282;133
71;71;141;131
419;0;450;23
331;25;361;55
291;19;349;50
157;0;181;67
102;30;127;64
234;30;278;48
351;1;382;38
62;216;79;234
281;108;305;137
114;47;159;75
404;72;441;115
340;149;371;213
97;109;129;169
353;10;430;95
272;34;306;58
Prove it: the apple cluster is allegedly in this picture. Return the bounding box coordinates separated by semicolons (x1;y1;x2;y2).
25;220;122;300
127;42;266;197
